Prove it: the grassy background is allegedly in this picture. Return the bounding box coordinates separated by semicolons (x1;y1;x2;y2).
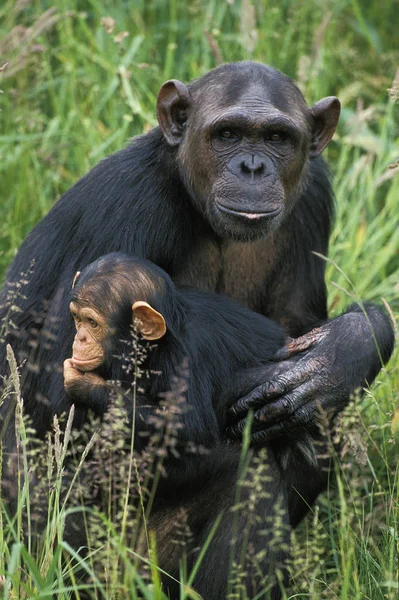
0;0;398;598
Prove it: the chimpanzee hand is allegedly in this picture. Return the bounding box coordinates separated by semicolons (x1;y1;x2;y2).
63;358;106;403
227;306;394;445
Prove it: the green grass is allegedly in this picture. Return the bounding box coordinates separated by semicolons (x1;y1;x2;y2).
0;0;398;598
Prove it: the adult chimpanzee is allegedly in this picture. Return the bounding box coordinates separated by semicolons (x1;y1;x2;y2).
0;62;394;527
63;251;293;599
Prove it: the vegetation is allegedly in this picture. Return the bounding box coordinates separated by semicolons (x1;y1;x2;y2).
0;0;398;598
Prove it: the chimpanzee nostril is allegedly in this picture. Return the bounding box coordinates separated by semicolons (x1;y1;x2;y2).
241;161;252;175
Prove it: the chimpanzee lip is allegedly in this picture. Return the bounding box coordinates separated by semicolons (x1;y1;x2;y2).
72;356;102;369
216;202;281;220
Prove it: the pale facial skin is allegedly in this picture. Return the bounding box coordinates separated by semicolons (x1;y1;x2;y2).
64;302;108;399
63;297;166;401
69;301;107;371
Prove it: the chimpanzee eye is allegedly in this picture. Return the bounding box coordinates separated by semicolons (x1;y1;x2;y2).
88;319;98;329
218;129;240;142
265;131;285;142
71;312;81;323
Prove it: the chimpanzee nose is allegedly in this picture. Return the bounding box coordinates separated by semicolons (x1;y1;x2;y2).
227;153;267;182
241;155;265;176
76;328;87;342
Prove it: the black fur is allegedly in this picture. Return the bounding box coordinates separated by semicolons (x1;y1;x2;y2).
0;62;394;534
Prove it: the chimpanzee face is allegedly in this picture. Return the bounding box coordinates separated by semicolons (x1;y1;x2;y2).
69;301;107;371
157;62;340;241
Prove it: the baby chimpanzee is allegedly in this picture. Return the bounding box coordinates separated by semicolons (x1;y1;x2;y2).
63;252;318;600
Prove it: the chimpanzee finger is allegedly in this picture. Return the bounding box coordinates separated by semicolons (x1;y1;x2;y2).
64;358;77;375
229;385;312;436
226;417;252;439
226;402;316;442
250;405;318;444
228;364;312;420
250;380;318;427
273;327;328;360
228;382;276;420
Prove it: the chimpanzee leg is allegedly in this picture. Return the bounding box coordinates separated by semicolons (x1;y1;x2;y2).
154;447;289;600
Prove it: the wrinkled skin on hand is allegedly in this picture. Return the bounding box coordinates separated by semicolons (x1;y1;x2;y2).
227;306;394;445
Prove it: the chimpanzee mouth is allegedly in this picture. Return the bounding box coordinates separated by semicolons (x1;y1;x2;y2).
216;202;281;220
72;356;102;370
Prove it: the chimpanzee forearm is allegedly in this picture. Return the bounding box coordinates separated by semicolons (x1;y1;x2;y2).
333;302;394;387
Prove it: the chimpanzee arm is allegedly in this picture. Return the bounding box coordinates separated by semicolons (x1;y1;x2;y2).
225;303;393;526
64;357;221;456
227;303;394;441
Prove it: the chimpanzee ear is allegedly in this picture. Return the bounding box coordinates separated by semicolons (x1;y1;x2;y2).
309;97;341;158
156;79;192;147
72;271;81;288
132;301;167;340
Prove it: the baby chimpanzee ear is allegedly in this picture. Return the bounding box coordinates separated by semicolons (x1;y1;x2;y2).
132;301;167;340
72;271;81;288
